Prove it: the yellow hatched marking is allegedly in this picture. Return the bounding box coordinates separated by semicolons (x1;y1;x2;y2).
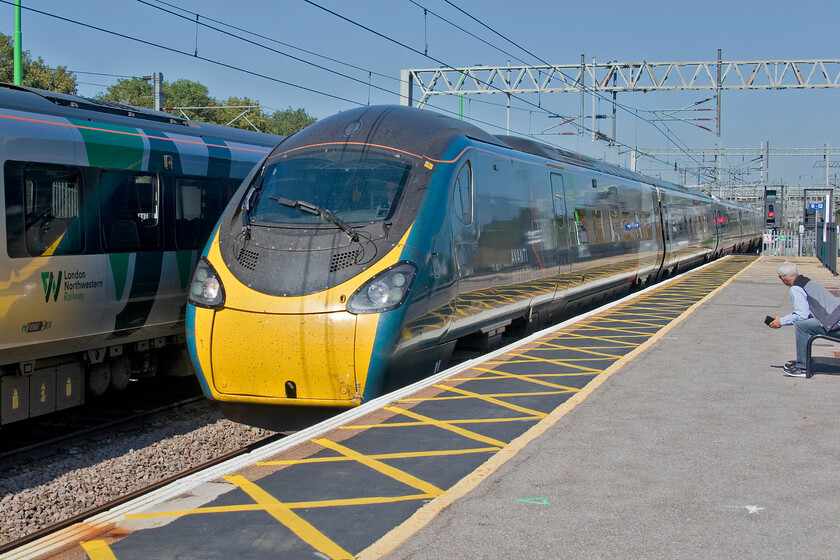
454;372;598;381
606;311;679;321
342;417;534;429
313;439;445;496
383;406;508;447
585;317;672;328
493;354;617;364
526;342;630;359
400;390;574;402
126;494;439;520
258;447;499;465
225;474;353;560
571;324;662;336
430;384;547;418
554;331;647;345
80;540;117;560
463;367;586;390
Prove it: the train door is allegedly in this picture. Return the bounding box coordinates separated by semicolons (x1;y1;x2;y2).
652;187;667;278
549;173;572;303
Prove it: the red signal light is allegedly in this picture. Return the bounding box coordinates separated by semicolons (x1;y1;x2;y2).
768;211;774;218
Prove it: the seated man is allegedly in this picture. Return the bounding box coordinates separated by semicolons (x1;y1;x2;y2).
770;261;810;330
776;262;840;378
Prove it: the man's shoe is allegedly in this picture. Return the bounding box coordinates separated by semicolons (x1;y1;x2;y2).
785;360;796;368
783;367;809;378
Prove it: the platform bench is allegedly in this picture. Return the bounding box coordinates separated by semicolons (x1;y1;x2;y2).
806;333;840;377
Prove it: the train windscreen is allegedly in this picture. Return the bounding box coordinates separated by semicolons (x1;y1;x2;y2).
251;147;411;225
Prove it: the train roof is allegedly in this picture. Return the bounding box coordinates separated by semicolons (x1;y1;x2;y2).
495;134;704;198
0;82;281;146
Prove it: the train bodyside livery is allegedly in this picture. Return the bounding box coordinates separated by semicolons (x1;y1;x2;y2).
186;105;761;428
0;83;280;425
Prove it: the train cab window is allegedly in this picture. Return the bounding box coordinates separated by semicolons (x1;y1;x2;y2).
100;170;160;252
252;146;411;226
452;161;473;225
175;177;226;249
22;164;84;256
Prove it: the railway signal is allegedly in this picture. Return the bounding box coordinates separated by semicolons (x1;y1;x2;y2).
764;188;778;229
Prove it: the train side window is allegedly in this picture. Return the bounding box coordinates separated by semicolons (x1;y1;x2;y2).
621;211;633;241
23;164;84;256
574;208;589;245
592;209;606;244
175;177;226;249
609;210;621;241
452;161;473;225
100;170;160;252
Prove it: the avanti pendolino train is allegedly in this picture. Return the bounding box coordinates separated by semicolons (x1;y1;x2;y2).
186;105;761;427
0;83;280;425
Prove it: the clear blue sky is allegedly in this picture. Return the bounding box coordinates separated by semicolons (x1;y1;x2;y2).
4;0;840;189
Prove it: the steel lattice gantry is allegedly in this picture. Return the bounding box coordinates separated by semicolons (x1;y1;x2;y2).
400;58;840;108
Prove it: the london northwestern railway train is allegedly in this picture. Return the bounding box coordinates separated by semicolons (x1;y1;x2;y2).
0;83;280;425
186;105;761;428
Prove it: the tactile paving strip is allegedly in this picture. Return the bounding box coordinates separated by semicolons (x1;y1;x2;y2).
82;255;757;560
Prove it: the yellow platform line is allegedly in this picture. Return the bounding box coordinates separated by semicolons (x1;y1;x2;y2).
313;439;445;496
226;475;352;560
431;384;547;418
80;540;118;560
358;256;758;560
383;406;508;448
258;447;500;465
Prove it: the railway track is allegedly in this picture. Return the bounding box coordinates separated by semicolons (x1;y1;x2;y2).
0;432;283;556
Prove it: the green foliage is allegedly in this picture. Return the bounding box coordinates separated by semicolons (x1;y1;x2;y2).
95;77;153;107
0;32;77;93
0;31;316;136
96;76;316;136
270;107;318;137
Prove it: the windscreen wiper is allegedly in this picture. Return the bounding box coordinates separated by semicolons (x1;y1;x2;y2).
268;196;360;242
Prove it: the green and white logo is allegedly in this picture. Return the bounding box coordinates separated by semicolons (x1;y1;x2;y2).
41;270;103;303
41;271;63;303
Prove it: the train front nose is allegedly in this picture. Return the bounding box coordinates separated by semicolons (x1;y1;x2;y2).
209;309;361;404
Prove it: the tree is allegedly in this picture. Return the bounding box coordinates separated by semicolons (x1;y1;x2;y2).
0;32;77;93
269;107;318;137
96;76;317;136
95;77;152;107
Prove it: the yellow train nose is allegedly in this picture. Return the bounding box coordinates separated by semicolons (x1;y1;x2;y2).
210;309;359;404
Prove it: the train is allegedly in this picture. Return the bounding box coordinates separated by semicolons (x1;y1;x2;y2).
0;83;281;425
186;104;762;429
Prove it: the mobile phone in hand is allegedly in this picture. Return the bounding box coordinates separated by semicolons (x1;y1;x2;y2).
764;315;774;326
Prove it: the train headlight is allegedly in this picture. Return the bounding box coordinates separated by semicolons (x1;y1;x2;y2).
188;258;225;309
347;262;417;314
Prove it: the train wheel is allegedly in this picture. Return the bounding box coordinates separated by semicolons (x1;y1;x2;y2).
109;355;131;392
86;362;111;397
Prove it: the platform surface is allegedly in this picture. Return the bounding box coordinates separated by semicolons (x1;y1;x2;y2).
385;256;840;559
8;256;840;560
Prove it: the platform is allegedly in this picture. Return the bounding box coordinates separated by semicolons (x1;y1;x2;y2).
6;255;840;560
